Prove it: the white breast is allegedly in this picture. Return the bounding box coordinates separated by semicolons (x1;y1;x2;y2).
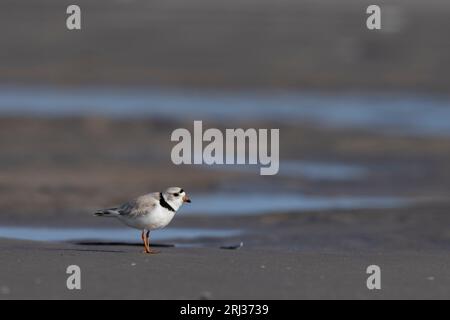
119;206;176;230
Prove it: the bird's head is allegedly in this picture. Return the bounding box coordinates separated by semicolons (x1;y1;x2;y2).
163;187;191;211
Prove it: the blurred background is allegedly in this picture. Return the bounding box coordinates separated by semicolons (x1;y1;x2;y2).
1;0;450;250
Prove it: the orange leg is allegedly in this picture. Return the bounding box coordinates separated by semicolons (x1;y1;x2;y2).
142;230;151;254
145;230;160;254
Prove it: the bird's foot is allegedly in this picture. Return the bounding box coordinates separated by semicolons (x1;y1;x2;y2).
143;248;160;254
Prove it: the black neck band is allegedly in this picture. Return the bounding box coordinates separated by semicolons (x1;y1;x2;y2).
160;193;175;212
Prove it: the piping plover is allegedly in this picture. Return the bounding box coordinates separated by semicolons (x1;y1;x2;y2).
94;187;191;254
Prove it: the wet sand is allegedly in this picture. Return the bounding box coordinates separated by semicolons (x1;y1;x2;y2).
2;237;450;300
2;201;450;299
1;117;450;223
1;0;450;93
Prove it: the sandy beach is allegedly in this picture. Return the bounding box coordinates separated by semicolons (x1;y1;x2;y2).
1;117;450;299
3;236;450;300
1;0;450;300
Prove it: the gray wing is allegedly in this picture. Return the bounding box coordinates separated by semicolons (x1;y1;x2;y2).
117;193;160;218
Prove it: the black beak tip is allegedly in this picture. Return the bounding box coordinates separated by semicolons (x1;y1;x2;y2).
186;199;192;203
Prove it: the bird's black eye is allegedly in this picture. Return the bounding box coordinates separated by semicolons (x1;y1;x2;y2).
174;193;179;197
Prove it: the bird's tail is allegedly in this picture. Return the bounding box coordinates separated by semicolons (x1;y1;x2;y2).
93;208;120;217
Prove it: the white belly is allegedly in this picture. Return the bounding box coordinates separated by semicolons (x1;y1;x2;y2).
118;207;176;230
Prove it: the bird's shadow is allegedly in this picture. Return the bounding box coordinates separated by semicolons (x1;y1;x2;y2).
48;241;177;254
71;241;175;248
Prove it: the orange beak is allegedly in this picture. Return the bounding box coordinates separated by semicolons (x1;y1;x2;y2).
183;194;191;203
